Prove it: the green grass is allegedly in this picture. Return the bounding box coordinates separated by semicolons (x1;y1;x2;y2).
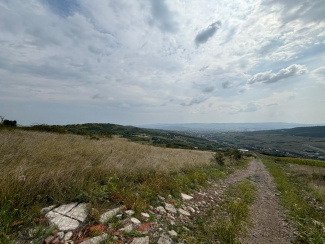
276;157;325;168
262;156;325;243
181;180;257;243
0;129;248;242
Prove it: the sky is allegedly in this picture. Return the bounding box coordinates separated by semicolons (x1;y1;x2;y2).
0;0;325;126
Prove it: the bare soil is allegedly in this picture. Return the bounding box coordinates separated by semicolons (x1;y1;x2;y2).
240;159;293;244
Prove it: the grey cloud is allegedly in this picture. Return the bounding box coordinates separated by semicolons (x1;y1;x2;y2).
222;81;233;89
88;45;102;55
263;0;325;24
247;64;308;85
202;86;215;93
44;0;80;18
180;96;208;106
149;0;179;33
195;21;221;46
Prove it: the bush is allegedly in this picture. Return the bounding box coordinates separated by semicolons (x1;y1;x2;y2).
2;119;17;127
215;151;225;166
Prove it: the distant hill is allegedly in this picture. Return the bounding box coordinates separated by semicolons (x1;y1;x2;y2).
140;122;320;132
22;123;221;151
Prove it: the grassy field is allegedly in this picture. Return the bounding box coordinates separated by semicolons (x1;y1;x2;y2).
275;157;325;168
0;129;244;242
261;155;325;243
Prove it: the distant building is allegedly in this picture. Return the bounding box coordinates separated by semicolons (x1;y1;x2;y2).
239;149;249;153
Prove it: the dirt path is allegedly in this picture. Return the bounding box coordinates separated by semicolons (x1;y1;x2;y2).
240;159;293;244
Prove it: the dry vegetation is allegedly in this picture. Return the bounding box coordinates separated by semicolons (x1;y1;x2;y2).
1;129;241;241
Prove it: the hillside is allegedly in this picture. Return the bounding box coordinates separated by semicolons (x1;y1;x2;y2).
21;123;221;151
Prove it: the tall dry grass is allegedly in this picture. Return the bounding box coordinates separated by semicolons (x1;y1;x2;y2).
0;129;215;209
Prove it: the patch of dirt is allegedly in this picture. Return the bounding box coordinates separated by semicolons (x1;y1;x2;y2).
240;159;294;244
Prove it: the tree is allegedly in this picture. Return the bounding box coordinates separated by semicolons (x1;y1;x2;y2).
3;119;17;127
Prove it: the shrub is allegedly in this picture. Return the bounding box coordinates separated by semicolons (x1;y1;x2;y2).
215;151;225;166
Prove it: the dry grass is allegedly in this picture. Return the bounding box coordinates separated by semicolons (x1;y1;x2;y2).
0;129;215;202
286;164;325;206
1;129;229;241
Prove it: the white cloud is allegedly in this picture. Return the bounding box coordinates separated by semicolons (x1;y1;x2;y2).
0;0;324;124
247;64;308;84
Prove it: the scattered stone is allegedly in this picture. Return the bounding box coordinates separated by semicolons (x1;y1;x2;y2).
113;236;118;241
141;212;150;218
169;220;175;225
99;206;124;223
156;206;166;214
158;234;173;244
56;232;64;240
43;236;55;244
165;203;177;214
158;195;166;201
181;193;193;201
131;236;150;244
41;205;56;215
178;208;190;216
131;217;141;225
120;224;134;233
168;230;177;237
187;206;195;213
46;211;80;231
183;226;190;231
116;214;122;219
125;210;135;216
53;203;78;215
79;233;108;244
64;231;73;241
66;203;88;222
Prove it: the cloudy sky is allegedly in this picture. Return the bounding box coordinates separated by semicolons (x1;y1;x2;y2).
1;0;325;125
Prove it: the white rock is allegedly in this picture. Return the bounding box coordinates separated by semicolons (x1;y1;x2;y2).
131;236;150;244
130;217;141;225
156;206;166;214
66;203;88;222
120;224;134;233
45;211;80;231
165;203;177;214
99;206;124;223
183;226;190;231
63;231;73;241
158;195;165;201
170;220;175;225
141;212;150;218
187;206;195;213
125;210;135;216
178;208;190;216
168;230;177;237
158;234;173;244
40;205;56;214
181;193;193;201
79;233;108;244
56;232;65;240
53;203;78;215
